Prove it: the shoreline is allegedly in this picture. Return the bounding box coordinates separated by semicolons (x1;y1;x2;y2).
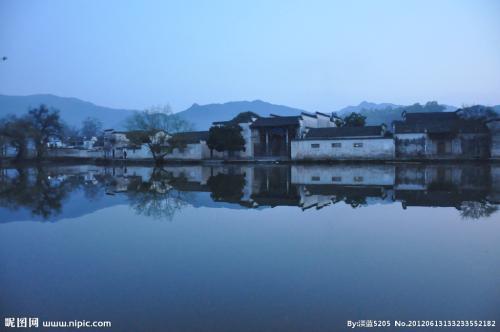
1;156;499;168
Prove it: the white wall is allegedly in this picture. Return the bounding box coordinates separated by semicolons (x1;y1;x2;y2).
316;114;334;127
123;145;152;160
164;143;203;160
240;123;253;158
291;138;395;160
301;115;318;129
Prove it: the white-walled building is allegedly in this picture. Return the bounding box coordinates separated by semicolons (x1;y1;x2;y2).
291;125;395;161
393;112;490;159
211;112;260;159
250;113;337;159
165;131;210;161
103;129;167;160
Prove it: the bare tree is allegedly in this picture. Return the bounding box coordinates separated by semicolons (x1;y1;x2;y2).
81;117;103;139
125;105;192;163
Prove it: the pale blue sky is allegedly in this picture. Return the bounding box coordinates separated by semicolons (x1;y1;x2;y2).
1;0;499;112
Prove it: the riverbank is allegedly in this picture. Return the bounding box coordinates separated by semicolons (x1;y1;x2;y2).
1;156;499;168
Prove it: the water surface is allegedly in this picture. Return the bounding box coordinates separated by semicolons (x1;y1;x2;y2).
1;163;499;331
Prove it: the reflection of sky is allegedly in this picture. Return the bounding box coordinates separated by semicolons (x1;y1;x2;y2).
1;203;499;330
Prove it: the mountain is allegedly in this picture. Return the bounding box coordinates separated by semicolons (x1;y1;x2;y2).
337;101;402;115
1;94;495;131
0;94;137;129
337;101;403;126
337;101;458;126
0;95;308;130
176;100;307;130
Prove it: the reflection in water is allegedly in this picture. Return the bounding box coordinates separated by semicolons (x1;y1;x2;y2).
123;169;191;220
207;173;246;203
0;167;79;219
0;163;499;221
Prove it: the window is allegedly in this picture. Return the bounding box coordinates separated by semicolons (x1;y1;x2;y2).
354;176;364;182
311;176;320;181
332;176;342;182
311;143;320;148
353;142;363;148
331;142;341;148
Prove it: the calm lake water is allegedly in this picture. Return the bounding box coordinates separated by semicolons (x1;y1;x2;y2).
1;163;499;331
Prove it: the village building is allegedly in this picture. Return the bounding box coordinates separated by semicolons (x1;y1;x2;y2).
103;129;166;160
102;129;212;161
291;125;394;161
211;112;259;159
47;136;65;148
393;112;490;159
82;136;98;150
250;112;336;160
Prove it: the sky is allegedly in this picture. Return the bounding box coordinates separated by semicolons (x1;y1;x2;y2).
1;0;499;113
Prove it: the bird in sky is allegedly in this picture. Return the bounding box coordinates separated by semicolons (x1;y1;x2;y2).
1;56;7;61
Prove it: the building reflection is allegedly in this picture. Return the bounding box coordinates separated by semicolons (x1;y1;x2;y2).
0;163;499;221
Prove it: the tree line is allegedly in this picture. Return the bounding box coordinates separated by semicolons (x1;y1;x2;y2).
0;105;63;160
0;104;106;160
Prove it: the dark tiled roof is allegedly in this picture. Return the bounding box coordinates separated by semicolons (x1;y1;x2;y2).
213;111;260;125
250;116;301;128
301;112;317;118
315;112;331;118
305;126;384;139
394;118;488;134
394;121;451;134
171;131;209;143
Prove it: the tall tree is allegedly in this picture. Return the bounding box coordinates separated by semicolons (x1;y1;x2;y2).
0;115;32;160
28;105;63;159
207;124;246;156
81;117;103;139
60;122;81;145
125;105;192;163
336;112;366;127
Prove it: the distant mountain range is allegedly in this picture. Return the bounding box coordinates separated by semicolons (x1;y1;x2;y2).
337;101;402;114
0;94;137;129
176;100;307;129
336;101;459;126
0;94;498;130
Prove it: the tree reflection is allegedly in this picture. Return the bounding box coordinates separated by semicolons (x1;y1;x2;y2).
459;201;498;220
207;173;246;203
0;167;78;219
125;168;190;220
